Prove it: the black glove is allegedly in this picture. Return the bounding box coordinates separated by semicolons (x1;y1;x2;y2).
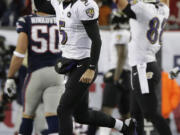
111;11;129;24
103;69;115;83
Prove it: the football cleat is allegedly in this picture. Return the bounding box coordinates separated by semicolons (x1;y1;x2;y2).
121;118;137;135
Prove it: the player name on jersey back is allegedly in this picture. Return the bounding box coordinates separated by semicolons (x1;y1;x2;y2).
31;17;57;24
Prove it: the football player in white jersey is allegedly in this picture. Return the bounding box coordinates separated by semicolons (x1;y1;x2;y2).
4;0;64;135
117;0;172;135
100;13;131;135
51;0;136;135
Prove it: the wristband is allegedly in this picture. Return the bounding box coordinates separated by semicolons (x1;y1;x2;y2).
88;64;96;70
13;51;25;58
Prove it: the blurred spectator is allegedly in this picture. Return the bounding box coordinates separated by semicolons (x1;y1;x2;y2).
21;0;32;15
165;0;180;30
0;35;16;123
0;35;16;96
0;0;180;29
99;0;113;26
0;0;7;19
99;0;118;26
1;0;25;26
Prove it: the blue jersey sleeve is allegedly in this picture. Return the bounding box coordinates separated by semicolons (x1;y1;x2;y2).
16;17;28;33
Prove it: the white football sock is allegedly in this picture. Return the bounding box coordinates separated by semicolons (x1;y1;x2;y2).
99;127;111;135
125;118;132;126
114;119;123;131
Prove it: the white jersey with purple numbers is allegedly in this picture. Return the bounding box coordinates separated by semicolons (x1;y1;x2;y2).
128;1;169;66
51;0;99;60
109;29;131;70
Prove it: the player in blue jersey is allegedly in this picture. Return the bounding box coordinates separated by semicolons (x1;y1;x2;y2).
4;0;64;135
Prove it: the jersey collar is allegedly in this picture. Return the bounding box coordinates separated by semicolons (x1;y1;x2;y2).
62;0;77;9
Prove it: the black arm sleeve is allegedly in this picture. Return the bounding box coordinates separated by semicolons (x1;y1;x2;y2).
82;19;102;70
123;4;136;19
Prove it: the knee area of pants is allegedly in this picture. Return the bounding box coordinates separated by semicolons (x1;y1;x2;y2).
144;112;157;121
74;114;87;124
74;116;85;124
131;112;142;118
57;106;62;115
57;105;72;115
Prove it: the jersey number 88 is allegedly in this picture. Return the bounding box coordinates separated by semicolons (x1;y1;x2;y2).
147;17;167;45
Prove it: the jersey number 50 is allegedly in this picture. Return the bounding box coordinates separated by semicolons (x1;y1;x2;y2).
147;17;167;45
31;25;60;53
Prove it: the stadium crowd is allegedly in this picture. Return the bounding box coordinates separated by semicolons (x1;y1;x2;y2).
0;0;179;28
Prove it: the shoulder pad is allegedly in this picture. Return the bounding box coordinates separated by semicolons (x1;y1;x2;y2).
18;17;26;23
76;0;99;20
16;16;28;33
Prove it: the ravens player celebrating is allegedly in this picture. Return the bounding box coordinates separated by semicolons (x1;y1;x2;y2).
117;0;171;135
4;0;64;135
51;0;136;135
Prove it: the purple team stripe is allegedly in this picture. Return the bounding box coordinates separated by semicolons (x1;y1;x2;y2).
22;73;32;113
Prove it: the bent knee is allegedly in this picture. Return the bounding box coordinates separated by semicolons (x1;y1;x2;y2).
57;105;73;116
144;111;159;121
74;113;88;124
57;105;62;115
74;116;85;124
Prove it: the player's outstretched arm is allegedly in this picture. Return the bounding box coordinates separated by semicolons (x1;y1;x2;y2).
7;32;28;78
117;0;129;10
82;20;102;70
78;1;101;83
117;0;136;19
4;32;28;98
114;45;126;83
79;20;102;84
